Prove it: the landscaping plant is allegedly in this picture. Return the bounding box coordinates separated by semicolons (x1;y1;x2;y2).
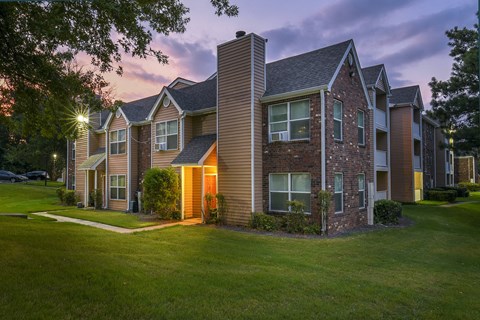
374;200;402;224
142;167;180;218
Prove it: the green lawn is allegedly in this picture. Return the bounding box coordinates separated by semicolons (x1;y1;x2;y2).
0;185;479;319
24;180;65;188
50;209;162;229
0;183;69;215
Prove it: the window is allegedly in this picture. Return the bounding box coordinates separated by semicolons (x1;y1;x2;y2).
72;142;76;160
358;110;365;145
270;173;311;213
110;129;126;155
269;100;310;141
358;173;365;208
155;120;178;150
334;173;343;213
333;100;343;141
71;175;75;190
110;175;126;200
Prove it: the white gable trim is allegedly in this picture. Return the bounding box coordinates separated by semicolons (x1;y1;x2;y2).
377;66;392;95
146;88;183;121
198;142;217;166
327;41;373;109
101;108;129;130
168;77;196;88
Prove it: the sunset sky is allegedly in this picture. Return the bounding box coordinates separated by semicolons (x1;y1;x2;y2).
90;0;477;108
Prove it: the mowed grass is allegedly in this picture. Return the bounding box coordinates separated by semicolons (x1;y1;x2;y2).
0;185;479;319
0;183;70;214
51;209;162;229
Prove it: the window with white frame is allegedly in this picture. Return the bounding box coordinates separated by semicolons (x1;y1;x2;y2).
269;173;311;213
110;175;126;200
334;100;343;141
334;173;343;213
72;142;76;160
358;173;365;208
269;99;310;142
110;129;126;155
71;175;75;190
358;110;365;145
155;120;178;150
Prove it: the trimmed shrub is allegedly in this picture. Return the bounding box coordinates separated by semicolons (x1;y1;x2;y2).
250;212;278;231
442;186;469;198
56;187;65;204
458;182;480;192
142;167;180;218
216;193;227;224
91;189;103;210
171;210;181;220
64;190;78;206
426;190;456;203
303;224;321;235
374;200;402;224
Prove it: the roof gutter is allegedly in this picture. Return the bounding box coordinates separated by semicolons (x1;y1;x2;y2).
260;85;328;104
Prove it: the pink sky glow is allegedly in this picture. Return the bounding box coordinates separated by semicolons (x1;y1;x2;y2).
86;0;476;108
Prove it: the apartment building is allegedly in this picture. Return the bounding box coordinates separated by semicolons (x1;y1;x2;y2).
70;32;375;233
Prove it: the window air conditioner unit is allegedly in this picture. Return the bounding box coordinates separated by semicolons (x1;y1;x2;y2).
155;142;167;151
270;131;288;142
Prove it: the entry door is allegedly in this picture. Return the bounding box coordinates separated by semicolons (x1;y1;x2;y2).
204;174;217;208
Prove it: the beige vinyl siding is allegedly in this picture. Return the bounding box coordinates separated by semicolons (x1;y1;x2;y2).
151;102;181;169
184;116;193;146
390;106;414;202
192;168;202;218
253;35;265;211
98;133;105;148
204;146;217;166
75;130;88;203
108;114;128;211
192;113;217;136
183;167;193;218
217;34;265;225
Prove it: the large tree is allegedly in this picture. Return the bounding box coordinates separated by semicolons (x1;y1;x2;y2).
0;0;238;138
429;24;479;155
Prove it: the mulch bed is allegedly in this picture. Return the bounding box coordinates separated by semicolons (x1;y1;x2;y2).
210;216;415;239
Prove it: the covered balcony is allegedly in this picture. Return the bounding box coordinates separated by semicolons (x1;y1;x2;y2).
375;131;388;168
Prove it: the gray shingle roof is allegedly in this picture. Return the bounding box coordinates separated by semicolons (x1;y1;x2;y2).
390;85;419;105
100;110;110;128
264;40;352;97
362;64;384;87
78;152;105;170
171;134;216;165
168;77;217;112
122;94;159;122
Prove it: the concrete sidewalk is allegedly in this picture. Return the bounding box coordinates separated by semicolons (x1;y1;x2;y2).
32;212;202;234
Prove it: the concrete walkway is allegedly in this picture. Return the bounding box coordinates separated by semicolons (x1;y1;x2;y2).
32;212;202;234
440;201;479;208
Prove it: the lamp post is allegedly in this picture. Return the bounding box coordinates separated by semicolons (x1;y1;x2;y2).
53;153;57;183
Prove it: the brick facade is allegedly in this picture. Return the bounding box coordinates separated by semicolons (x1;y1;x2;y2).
66;140;75;190
136;123;151;191
325;59;371;233
262;93;322;219
262;59;371;233
422;120;435;189
455;157;477;184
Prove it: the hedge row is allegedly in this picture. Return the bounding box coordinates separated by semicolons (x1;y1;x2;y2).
458;182;480;192
425;190;456;203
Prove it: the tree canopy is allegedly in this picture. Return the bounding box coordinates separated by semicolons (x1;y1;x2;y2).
429;24;479;155
0;0;238;138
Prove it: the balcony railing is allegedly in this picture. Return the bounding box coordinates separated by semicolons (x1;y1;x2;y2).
376;150;388;167
413;122;421;139
414;155;421;169
375;109;387;128
375;190;387;201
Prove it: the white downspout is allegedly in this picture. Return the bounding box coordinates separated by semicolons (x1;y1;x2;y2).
320;89;326;190
127;125;131;211
105;129;109;209
66;141;69;190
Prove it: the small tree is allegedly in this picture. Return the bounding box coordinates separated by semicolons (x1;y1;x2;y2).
142;167;180;218
318;190;332;236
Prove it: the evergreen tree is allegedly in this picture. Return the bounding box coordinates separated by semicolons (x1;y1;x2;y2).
429;24;479;155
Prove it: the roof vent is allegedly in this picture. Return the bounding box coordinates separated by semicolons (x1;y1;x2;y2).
236;31;246;38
